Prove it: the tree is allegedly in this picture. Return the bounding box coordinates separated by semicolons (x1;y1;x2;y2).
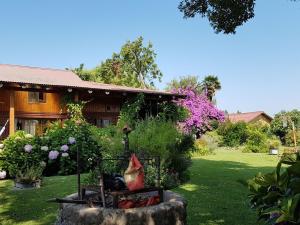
69;64;99;82
270;110;300;145
178;0;297;34
173;87;225;137
201;75;221;101
166;75;202;94
71;37;162;88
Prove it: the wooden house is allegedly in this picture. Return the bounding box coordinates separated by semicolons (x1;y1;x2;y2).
0;64;180;139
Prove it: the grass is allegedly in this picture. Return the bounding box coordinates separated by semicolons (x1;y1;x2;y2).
0;149;279;225
0;175;81;225
175;149;279;225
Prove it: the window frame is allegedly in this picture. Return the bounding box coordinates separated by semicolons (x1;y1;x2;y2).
28;91;46;103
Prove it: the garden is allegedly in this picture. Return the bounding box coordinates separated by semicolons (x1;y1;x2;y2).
1;81;300;225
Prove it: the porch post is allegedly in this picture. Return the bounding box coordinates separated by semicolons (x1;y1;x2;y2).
9;90;15;136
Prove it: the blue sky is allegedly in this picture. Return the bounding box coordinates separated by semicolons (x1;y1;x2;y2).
0;0;299;116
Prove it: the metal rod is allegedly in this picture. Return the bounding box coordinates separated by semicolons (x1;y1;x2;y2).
77;143;81;200
292;121;298;151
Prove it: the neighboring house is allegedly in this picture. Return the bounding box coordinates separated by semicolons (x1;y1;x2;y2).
0;64;180;139
228;111;273;125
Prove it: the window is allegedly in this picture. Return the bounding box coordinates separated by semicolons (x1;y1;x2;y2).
28;92;46;103
102;119;111;127
24;120;38;136
95;119;112;128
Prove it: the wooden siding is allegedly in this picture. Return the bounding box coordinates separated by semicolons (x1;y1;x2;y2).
14;91;64;115
0;89;10;112
83;97;121;126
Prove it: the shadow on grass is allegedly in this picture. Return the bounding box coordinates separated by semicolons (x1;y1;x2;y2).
174;158;276;225
0;175;79;225
0;157;276;225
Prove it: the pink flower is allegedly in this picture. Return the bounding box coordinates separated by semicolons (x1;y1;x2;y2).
173;87;224;134
48;150;59;160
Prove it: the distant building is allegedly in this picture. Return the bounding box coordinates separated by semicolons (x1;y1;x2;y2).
228;111;273;125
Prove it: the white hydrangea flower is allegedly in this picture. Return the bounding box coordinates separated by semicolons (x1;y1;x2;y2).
25;134;34;138
61;152;69;157
0;171;6;179
41;146;49;151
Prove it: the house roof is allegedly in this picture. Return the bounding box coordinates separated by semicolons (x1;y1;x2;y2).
228;111;273;123
0;64;177;96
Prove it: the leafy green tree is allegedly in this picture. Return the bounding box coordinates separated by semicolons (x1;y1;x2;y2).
201;75;221;101
166;75;202;94
69;64;98;82
178;0;298;34
270;110;300;144
71;37;162;88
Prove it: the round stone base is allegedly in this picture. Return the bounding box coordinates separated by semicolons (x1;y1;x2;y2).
56;191;187;225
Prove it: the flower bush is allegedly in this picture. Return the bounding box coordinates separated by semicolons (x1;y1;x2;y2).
0;131;47;184
43;120;101;175
0;119;102;178
173;87;225;136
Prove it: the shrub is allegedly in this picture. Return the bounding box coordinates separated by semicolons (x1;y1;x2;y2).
243;129;269;153
88;118;194;188
193;139;211;156
0;132;47;183
157;101;189;123
268;137;281;150
248;152;300;225
217;121;249;147
89;125;123;174
284;130;300;147
129;118;181;159
193;132;220;156
44;120;101;175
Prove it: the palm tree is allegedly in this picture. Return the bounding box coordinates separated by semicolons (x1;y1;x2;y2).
201;75;221;101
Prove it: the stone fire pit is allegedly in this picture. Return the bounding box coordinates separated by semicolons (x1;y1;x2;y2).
56;191;187;225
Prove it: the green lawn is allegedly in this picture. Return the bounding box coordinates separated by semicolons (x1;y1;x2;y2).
0;150;279;225
176;149;279;225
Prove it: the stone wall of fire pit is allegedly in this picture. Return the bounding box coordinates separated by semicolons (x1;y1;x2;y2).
55;191;187;225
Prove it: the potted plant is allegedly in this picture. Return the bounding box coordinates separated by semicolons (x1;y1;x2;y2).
268;138;281;155
14;163;46;188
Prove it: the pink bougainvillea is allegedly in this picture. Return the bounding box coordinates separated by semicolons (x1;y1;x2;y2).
173;87;225;135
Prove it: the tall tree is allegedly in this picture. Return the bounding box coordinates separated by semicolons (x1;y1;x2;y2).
178;0;297;34
201;75;221;101
71;37;162;88
166;75;202;94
